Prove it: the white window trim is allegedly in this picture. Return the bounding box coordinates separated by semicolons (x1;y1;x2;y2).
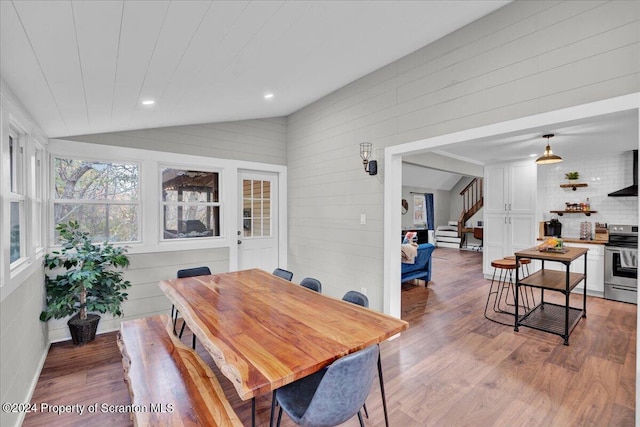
159;164;224;242
9;131;27;268
30;141;45;256
48;139;287;268
48;140;242;254
1;105;48;301
0;84;47;301
241;174;275;239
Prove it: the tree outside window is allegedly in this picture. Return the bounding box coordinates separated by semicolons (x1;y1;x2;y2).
53;158;140;243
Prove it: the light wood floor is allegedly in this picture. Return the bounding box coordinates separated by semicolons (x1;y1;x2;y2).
23;249;636;426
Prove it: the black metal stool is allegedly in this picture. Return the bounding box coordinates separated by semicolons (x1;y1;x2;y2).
485;258;534;326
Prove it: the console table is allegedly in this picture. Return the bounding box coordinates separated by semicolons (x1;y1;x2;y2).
514;246;588;345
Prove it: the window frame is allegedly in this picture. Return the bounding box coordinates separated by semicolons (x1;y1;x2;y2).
51;155;142;244
9;132;27;268
241;177;273;239
159;165;224;242
30;144;45;255
47;140;238;254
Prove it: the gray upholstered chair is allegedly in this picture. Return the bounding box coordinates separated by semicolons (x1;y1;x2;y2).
300;277;322;293
341;290;391;426
273;268;293;281
275;345;379;427
342;290;369;307
175;266;211;348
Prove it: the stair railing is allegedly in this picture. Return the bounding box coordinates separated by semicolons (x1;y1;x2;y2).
457;178;483;236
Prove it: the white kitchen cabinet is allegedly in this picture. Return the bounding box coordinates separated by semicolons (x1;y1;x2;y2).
570;243;605;296
483;161;537;275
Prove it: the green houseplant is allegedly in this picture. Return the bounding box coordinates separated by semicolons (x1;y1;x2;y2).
40;221;132;345
564;171;580;181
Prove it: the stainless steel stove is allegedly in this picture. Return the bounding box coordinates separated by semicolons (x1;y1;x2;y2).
604;224;638;304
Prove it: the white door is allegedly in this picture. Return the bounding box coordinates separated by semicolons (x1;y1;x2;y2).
238;171;279;271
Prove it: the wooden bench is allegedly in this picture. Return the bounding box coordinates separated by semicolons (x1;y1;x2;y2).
117;314;242;427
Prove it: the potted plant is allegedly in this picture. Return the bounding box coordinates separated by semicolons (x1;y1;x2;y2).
40;221;132;345
564;171;580;182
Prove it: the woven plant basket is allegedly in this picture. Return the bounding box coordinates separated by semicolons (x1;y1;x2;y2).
67;314;100;345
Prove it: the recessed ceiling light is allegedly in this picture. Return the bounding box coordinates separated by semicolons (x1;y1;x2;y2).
141;100;155;106
264;93;274;100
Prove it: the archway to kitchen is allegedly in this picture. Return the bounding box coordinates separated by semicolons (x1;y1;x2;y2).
384;93;639;317
383;92;640;422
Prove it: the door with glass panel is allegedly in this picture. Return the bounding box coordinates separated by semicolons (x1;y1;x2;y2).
238;171;278;271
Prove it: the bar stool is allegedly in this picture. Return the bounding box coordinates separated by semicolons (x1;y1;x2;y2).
504;255;531;278
485;258;534;326
504;256;536;310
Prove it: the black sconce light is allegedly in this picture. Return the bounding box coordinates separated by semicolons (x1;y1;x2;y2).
359;142;377;175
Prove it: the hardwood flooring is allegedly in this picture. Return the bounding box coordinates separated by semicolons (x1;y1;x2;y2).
23;249;636;426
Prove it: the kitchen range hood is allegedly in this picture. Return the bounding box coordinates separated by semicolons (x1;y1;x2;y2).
608;150;638;197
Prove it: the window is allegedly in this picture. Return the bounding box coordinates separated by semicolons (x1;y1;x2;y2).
53;158;140;243
161;168;220;239
242;179;271;237
9;134;25;264
31;148;44;251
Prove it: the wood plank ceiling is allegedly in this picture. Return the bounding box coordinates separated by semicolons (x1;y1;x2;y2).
1;0;510;138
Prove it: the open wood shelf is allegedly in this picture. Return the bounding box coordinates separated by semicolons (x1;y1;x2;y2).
550;210;596;216
560;183;588;191
518;269;585;293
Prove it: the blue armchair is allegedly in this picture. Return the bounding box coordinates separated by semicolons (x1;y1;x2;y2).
401;243;435;283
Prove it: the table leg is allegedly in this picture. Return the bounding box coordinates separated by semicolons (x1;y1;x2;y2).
251;397;256;427
270;390;276;427
514;256;519;332
582;252;588;318
378;354;389;427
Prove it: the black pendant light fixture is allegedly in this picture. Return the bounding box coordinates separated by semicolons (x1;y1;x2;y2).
535;133;562;164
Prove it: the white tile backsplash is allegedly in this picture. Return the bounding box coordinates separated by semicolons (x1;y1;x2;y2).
537;151;638;238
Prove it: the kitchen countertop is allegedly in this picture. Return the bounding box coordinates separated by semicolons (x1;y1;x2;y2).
537;237;607;245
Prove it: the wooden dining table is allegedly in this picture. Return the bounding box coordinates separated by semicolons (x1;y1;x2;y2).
159;268;408;425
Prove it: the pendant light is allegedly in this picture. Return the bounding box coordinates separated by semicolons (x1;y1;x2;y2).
535;134;562;164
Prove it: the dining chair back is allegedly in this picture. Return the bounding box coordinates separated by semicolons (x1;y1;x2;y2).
342;290;369;308
299;277;322;293
272;268;293;281
275;345;379;427
177;266;211;278
175;266;211;347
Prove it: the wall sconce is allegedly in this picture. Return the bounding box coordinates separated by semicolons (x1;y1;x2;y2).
359;142;378;175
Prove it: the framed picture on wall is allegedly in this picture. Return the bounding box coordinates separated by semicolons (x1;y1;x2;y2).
413;195;424;224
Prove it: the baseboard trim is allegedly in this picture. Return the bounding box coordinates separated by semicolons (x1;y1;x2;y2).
13;340;51;427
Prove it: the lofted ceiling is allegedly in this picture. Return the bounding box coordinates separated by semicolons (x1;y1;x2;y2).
1;0;510;138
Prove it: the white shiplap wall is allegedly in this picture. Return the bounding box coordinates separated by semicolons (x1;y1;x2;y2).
66;117;287;166
0;82;49;427
0;269;48;427
286;0;640;309
45;248;230;342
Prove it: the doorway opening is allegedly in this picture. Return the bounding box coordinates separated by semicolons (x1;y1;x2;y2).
384;93;640;319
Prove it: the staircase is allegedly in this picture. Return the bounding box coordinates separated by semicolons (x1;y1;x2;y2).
457;178;483;238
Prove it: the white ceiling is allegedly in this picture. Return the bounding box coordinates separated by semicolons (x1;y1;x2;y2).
1;0;510;138
404;109;639;174
403;162;463;191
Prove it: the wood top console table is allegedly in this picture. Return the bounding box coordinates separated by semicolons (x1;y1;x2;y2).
514;246;588;345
